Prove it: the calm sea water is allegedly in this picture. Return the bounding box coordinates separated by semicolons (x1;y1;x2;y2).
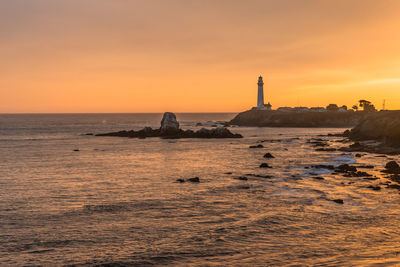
1;113;400;266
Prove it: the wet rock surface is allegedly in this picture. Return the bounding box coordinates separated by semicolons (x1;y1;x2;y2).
263;152;275;158
259;163;272;168
384;161;400;174
249;144;264;148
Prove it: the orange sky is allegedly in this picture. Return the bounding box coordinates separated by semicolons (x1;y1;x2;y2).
1;0;400;113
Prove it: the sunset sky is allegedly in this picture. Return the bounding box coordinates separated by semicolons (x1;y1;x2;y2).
1;0;400;113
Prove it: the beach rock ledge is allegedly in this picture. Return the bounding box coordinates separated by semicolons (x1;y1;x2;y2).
96;112;243;139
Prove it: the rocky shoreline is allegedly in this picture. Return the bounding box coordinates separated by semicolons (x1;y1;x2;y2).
228;109;365;127
337;111;400;154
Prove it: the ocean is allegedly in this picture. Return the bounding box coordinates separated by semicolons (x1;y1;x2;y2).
1;113;400;266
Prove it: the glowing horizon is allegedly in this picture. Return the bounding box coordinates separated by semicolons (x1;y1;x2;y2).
1;0;400;113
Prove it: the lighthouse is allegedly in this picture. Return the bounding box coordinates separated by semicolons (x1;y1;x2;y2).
257;76;264;109
255;76;271;110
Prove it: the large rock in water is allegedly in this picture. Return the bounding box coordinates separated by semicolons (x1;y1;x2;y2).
95;112;243;139
160;112;180;134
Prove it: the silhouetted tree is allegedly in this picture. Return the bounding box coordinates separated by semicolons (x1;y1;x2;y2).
352;105;358;111
340;105;347;110
326;104;339;111
359;100;376;112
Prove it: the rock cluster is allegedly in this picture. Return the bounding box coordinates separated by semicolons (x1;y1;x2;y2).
340;111;400;154
96;112;242;139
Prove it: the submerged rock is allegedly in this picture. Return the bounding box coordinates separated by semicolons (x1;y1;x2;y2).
250;144;264;148
259;163;272;168
263;153;275;158
367;185;381;191
187;177;200;183
332;199;344;204
335;164;357;173
311;164;335;170
315;148;337;152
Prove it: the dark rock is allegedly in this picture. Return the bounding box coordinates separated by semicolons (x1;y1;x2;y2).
259;163;272;168
357;165;374;169
313;176;325;180
332;199;344;204
176;179;185;183
355;153;363;157
386;161;399;169
315;148;337;152
224;172;233;175
384;161;400;174
342;171;372;178
388;174;400;183
237;185;251;190
363;177;379;180
335;164;357;173
250;144;264;148
263;153;275;158
160;112;180;134
312;164;335;170
387;184;400;190
84;133;94;136
367;185;381;191
235;176;248;181
311;141;329;147
73;149;80;152
187;177;200;183
195;122;203;126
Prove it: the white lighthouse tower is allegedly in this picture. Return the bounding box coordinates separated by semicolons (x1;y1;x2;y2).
255;76;271;110
257;76;264;109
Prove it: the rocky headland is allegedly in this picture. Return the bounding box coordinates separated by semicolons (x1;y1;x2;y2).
339;111;400;154
228;109;364;127
96;112;243;139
